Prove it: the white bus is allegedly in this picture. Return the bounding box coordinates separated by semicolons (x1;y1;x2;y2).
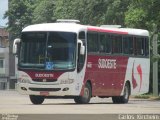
13;20;150;104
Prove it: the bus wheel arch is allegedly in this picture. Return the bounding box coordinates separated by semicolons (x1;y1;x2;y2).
74;80;92;104
112;81;131;104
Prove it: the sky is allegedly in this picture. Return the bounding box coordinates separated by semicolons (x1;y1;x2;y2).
0;0;8;27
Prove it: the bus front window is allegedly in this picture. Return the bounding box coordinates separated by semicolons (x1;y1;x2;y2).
19;32;76;70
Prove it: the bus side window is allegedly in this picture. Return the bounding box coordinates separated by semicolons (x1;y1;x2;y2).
87;32;98;53
79;31;86;46
123;37;128;54
79;31;85;39
112;35;122;54
129;37;134;55
145;38;149;56
134;37;139;55
106;34;111;54
99;34;106;53
123;36;133;55
141;38;145;56
134;37;145;56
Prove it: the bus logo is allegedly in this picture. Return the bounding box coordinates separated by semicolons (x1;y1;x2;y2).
45;62;54;70
132;61;143;91
98;58;116;69
35;73;54;78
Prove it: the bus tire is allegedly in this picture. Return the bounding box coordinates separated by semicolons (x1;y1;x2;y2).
112;83;130;104
74;82;91;104
29;95;44;105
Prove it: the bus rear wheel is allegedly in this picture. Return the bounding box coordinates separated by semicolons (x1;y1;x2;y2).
29;95;44;105
74;82;91;104
112;83;130;104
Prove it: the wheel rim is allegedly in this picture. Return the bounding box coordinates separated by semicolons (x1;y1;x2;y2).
84;87;89;99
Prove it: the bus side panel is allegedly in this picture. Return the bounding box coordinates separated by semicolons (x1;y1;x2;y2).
85;55;129;96
85;55;108;96
112;56;129;96
123;58;150;95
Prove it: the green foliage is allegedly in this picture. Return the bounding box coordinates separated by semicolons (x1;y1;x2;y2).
125;0;160;31
4;0;160;35
4;0;154;36
105;0;130;26
4;0;36;37
32;0;55;24
134;93;160;100
54;0;107;25
125;8;147;28
54;0;129;26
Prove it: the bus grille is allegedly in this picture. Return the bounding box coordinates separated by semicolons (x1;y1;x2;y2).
29;88;61;91
32;79;57;82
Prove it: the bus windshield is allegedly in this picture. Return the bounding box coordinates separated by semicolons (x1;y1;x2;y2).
19;32;77;70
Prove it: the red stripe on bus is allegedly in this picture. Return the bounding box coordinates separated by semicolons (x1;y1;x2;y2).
87;27;128;35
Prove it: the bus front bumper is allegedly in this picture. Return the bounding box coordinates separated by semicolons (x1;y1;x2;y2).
16;82;79;96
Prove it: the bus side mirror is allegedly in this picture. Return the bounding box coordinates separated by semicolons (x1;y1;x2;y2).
80;45;85;55
78;40;85;55
13;38;21;55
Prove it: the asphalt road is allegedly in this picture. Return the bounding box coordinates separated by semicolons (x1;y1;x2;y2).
0;90;160;120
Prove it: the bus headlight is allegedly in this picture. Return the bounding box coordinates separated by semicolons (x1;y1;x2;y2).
60;79;74;84
18;78;30;83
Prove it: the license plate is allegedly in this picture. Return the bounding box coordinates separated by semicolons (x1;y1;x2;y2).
40;91;49;96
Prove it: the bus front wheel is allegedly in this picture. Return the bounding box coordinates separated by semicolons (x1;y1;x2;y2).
29;95;44;105
74;82;91;104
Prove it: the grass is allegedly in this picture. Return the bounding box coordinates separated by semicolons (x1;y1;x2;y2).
133;94;160;100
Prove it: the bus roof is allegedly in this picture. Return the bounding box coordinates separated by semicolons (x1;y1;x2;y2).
22;23;86;33
22;23;149;37
120;28;149;37
87;26;149;37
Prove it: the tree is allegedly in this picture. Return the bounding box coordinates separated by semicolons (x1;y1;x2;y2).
125;0;160;31
32;0;56;24
4;0;36;37
54;0;129;26
104;0;130;26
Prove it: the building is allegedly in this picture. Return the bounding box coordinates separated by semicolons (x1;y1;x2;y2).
0;26;9;90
